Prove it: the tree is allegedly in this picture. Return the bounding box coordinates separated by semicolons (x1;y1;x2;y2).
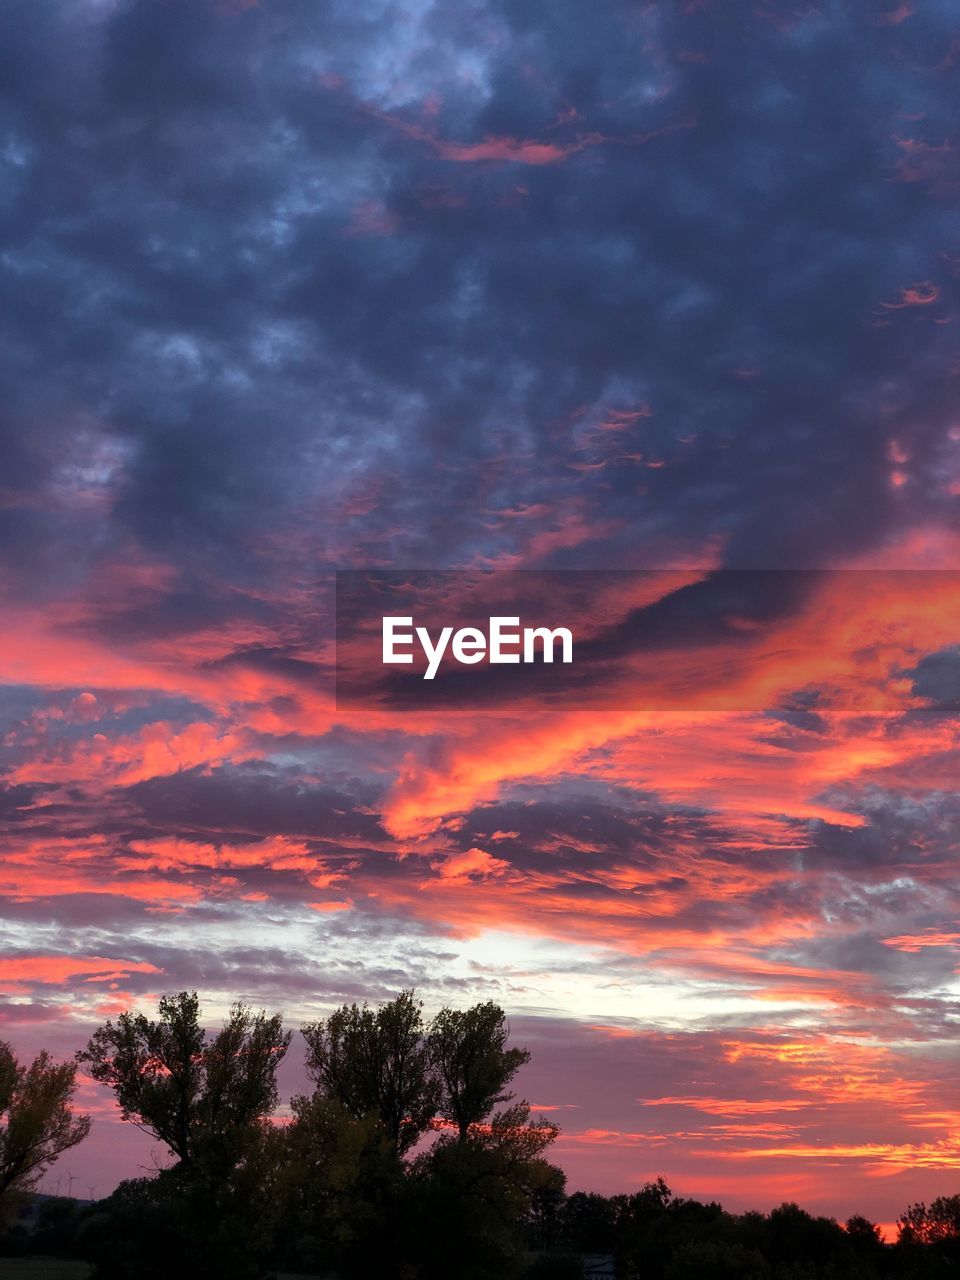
301;989;436;1155
0;1041;90;1209
899;1194;960;1244
78;992;291;1169
428;1001;530;1141
78;994;291;1280
77;1127;287;1280
845;1214;883;1245
559;1190;620;1253
281;1094;407;1278
407;1099;562;1280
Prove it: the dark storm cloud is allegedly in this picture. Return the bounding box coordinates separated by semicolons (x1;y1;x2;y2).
765;689;830;736
1;0;958;621
808;787;960;870
459;794;679;862
124;762;388;842
908;645;960;708
0;782;52;821
0;892;179;931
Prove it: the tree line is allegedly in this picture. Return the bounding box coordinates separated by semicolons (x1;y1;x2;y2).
2;990;559;1279
0;990;959;1279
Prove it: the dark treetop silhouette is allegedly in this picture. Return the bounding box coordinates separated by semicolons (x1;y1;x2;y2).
1;993;957;1279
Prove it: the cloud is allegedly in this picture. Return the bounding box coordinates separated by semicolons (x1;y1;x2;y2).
0;0;959;1220
432;847;511;882
0;954;162;993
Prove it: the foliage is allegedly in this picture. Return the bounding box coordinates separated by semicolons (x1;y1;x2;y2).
279;1094;407;1277
301;988;437;1156
77;992;291;1170
895;1195;960;1278
897;1194;960;1245
406;1114;564;1280
288;995;562;1279
75;993;290;1280
10;991;960;1279
0;1042;90;1213
76;1134;286;1280
428;1001;530;1141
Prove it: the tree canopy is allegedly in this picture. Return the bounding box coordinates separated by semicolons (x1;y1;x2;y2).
77;991;291;1167
0;1041;90;1208
15;992;960;1279
301;988;437;1155
428;1000;530;1141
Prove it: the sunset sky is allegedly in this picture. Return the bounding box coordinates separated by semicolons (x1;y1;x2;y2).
1;0;959;1231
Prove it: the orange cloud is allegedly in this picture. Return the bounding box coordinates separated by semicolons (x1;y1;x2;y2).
882;931;960;953
0;955;162;989
431;847;511;882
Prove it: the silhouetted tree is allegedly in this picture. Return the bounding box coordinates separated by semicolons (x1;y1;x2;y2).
28;989;960;1280
428;1001;530;1141
524;1175;567;1252
78;994;290;1280
281;1094;407;1278
76;1124;287;1280
409;1100;562;1280
31;1194;82;1254
898;1194;960;1245
75;1174;180;1279
78;992;291;1170
293;992;563;1278
764;1201;847;1265
0;1040;90;1213
559;1189;621;1253
846;1215;883;1245
895;1194;960;1278
301;988;437;1155
845;1213;886;1274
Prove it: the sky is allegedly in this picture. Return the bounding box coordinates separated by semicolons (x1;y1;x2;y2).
0;0;959;1232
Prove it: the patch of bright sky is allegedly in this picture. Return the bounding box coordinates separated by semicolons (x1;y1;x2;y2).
96;907;836;1030
438;928;823;1027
